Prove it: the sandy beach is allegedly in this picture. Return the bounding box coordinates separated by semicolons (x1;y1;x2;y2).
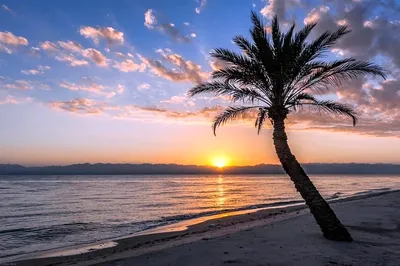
11;190;399;266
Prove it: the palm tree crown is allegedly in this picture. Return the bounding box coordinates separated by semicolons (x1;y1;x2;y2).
189;11;386;134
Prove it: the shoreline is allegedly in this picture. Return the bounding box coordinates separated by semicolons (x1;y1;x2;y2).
11;188;400;266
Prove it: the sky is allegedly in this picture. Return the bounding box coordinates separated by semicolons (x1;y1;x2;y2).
0;0;399;166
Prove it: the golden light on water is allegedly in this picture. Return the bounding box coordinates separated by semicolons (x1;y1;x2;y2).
217;175;225;207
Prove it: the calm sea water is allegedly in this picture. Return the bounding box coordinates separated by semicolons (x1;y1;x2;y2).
1;174;399;260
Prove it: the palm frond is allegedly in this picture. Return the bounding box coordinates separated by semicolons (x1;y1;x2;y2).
300;60;386;93
293;22;316;48
250;11;267;42
305;100;358;126
210;48;253;69
212;67;263;88
285;60;386;105
187;12;386;134
297;26;350;65
188;81;270;105
233;35;259;60
255;108;269;134
282;23;296;56
212;106;258;135
249;12;275;76
271;15;283;55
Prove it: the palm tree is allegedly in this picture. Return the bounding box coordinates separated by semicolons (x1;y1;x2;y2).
188;12;386;241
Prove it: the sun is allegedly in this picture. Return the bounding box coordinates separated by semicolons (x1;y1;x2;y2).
213;157;228;168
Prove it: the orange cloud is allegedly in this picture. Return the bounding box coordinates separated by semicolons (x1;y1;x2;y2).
60;81;117;98
58;41;83;52
39;41;58;52
138;49;209;84
0;31;28;46
4;80;32;90
113;58;146;72
82;48;108;67
55;54;89;67
50;98;108;115
0;31;28;53
79;26;124;44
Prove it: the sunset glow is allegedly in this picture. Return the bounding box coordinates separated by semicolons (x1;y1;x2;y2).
0;0;399;166
213;157;229;168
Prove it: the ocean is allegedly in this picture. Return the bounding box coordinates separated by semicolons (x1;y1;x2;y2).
1;174;399;261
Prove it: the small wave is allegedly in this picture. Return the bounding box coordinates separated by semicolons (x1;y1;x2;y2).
140;203;178;208
170;195;209;200
1;210;85;219
354;188;391;196
0;222;94;236
329;192;344;199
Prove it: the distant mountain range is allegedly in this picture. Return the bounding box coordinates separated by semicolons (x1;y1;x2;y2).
0;163;400;175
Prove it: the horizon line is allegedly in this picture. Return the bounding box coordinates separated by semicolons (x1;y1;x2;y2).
3;162;400;168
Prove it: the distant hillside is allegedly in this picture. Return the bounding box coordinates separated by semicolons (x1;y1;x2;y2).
0;163;400;175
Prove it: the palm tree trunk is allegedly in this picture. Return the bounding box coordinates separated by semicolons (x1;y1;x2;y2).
272;117;353;241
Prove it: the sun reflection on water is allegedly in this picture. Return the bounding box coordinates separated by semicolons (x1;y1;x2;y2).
217;175;225;207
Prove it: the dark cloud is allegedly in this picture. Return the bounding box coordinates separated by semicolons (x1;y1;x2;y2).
144;9;195;43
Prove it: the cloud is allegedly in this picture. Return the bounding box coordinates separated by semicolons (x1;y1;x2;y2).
55;54;89;67
260;0;301;22
303;5;330;24
1;4;13;13
143;9;194;43
29;47;41;56
58;41;83;52
113;58;146;72
116;84;124;94
195;0;207;14
39;41;58;52
161;95;186;104
115;52;134;59
21;65;51;75
50;98;109;115
0;32;27;46
115;105;223;121
144;9;157;29
284;75;400;138
0;43;12;54
1;78;50;91
137;83;150;91
81;48;108;67
209;58;228;71
303;1;400;67
46;89;399;137
161;95;195;107
60;81;104;94
79;26;124;44
138;49;209;84
288;109;400;138
0;95;31;105
49;95;222;121
0;31;28;53
40;40;107;68
3;80;32;90
60;81;120;98
369;79;400;112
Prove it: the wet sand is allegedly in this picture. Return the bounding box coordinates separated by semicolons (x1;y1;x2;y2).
13;190;400;266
